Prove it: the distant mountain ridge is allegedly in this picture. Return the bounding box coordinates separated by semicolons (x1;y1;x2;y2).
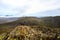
0;16;60;27
0;17;19;24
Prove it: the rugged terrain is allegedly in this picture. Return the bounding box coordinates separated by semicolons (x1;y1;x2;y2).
0;16;60;40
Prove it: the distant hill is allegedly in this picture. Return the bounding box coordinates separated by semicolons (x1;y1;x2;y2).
0;17;19;24
0;16;60;27
41;16;60;27
8;16;60;28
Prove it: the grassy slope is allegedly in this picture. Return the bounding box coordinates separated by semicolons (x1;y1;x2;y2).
0;25;60;40
0;16;60;40
0;16;60;34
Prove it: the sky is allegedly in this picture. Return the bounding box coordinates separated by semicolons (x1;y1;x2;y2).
0;0;60;17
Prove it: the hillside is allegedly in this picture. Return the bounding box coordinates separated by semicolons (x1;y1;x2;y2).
0;16;60;27
0;16;60;34
41;16;60;27
0;16;60;40
7;16;60;27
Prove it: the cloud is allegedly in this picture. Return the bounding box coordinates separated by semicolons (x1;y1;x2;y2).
24;0;60;13
28;8;60;17
0;0;29;16
0;0;60;17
